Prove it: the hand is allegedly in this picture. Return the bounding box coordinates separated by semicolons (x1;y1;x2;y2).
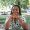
19;18;24;25
12;15;20;19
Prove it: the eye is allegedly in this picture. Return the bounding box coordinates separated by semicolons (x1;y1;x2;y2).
16;9;17;11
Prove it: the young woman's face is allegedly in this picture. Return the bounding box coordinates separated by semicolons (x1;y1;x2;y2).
12;6;19;15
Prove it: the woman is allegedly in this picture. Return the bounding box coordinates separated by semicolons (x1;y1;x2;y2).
5;5;28;30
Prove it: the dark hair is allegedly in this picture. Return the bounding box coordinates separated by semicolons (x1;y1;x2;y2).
11;5;21;15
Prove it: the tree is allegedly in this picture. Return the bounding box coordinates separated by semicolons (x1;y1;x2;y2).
20;0;29;9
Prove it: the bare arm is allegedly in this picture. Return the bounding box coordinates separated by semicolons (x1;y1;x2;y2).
5;15;12;29
19;18;28;30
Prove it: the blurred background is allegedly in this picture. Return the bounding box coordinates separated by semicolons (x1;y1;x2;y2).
0;0;30;30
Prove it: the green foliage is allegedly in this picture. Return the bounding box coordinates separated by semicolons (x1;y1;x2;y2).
20;0;29;9
0;0;29;8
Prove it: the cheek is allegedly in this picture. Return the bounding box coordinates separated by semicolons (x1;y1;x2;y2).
16;11;19;13
18;11;19;13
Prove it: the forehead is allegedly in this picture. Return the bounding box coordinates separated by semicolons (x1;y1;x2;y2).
12;6;19;9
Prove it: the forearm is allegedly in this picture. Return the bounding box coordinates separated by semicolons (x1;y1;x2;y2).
19;18;28;30
5;16;12;29
5;20;11;29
